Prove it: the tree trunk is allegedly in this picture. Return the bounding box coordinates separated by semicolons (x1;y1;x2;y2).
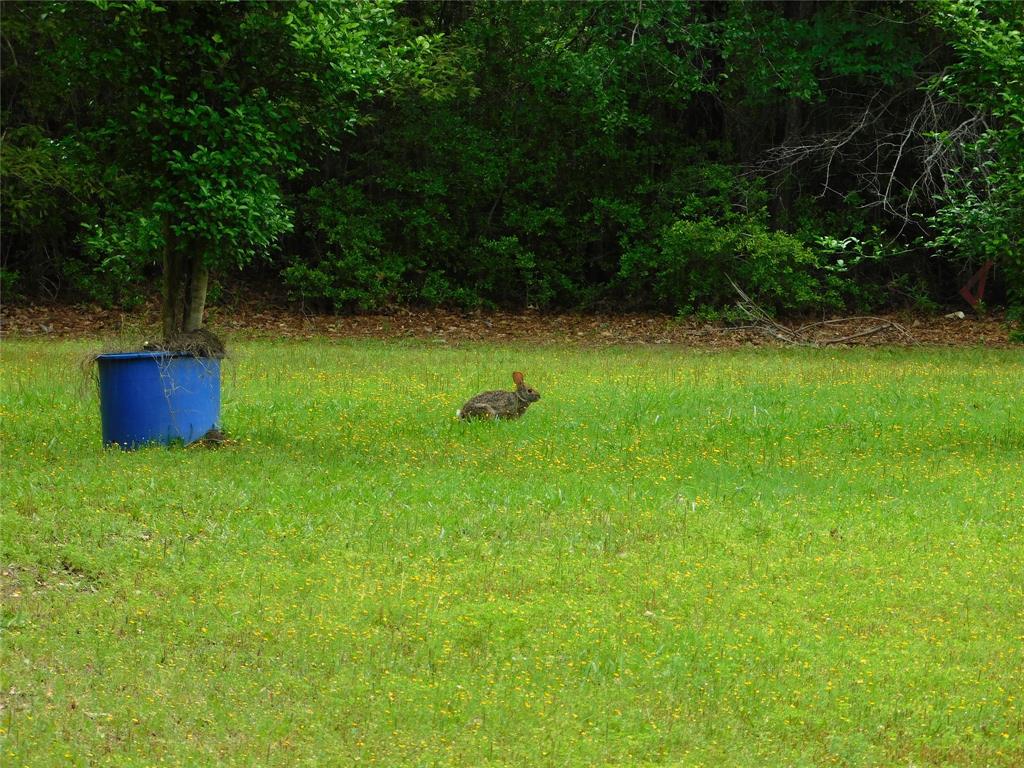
182;256;208;332
778;96;803;225
161;219;186;340
774;0;814;227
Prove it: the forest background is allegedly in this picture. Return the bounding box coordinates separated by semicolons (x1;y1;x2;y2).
2;0;1021;321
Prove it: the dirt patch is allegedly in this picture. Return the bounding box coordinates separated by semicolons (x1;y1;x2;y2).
186;427;236;449
1;300;1017;347
143;328;227;358
0;560;99;601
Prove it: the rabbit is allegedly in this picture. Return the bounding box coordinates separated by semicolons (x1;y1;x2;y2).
457;371;541;420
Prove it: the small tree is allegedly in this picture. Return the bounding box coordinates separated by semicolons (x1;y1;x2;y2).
55;0;438;339
925;0;1024;311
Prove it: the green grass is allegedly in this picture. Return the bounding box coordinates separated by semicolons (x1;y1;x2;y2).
2;339;1022;767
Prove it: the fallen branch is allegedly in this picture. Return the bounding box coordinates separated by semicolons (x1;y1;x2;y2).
728;278;917;347
817;323;910;345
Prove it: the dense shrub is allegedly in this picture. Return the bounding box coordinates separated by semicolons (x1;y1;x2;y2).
282;184;403;311
621;218;844;314
2;1;1019;316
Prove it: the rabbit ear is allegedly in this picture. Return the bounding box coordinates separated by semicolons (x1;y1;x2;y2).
512;371;525;386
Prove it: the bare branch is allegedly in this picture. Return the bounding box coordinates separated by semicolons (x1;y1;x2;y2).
748;78;991;230
729;279;917;347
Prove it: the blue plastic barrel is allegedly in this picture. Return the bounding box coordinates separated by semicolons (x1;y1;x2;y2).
96;352;221;449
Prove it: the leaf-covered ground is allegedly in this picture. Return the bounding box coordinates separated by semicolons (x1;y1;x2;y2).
1;301;1017;348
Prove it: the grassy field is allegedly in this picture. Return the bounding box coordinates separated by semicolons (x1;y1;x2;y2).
1;338;1022;767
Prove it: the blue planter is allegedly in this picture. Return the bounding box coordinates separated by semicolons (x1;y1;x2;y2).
97;352;221;449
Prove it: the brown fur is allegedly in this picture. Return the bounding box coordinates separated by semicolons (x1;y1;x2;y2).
458;371;541;420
